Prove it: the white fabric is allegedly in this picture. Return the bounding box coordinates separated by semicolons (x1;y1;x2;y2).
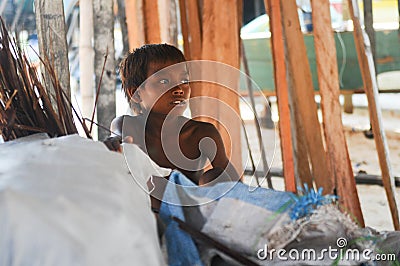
0;134;169;266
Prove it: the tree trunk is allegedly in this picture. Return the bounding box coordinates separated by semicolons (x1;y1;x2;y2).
93;0;116;141
34;0;71;112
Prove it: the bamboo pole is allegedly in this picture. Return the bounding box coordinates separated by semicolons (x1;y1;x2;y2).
348;0;399;230
311;0;364;226
265;0;296;192
280;0;332;194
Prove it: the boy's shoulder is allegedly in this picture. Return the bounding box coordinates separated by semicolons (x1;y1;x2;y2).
183;118;219;135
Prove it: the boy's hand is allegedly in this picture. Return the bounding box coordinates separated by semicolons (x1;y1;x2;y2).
104;136;134;153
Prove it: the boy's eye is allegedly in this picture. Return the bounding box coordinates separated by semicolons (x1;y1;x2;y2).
159;79;169;84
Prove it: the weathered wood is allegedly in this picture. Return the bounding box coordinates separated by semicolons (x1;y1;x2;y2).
158;0;178;46
265;0;295;192
280;0;332;193
143;0;161;43
311;0;364;226
200;0;243;177
79;0;95;124
348;0;400;230
363;0;376;65
178;0;191;57
125;0;145;50
34;0;71;112
186;0;202;60
117;0;130;55
93;0;116;141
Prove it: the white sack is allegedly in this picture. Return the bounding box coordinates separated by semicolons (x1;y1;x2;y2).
0;134;169;266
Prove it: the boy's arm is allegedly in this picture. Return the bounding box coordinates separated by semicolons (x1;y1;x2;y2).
200;123;241;182
104;116;125;152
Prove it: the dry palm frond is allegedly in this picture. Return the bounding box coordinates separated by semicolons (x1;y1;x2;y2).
0;17;91;141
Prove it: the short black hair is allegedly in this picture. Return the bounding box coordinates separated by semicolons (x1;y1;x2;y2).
119;43;186;103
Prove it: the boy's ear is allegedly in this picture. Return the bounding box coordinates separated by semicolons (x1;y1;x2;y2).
128;87;141;103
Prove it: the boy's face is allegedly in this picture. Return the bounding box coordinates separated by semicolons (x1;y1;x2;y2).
136;60;190;115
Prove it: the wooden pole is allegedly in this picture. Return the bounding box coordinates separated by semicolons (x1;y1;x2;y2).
363;0;376;70
200;0;243;177
280;0;332;194
125;0;145;50
143;0;161;43
178;0;191;58
311;0;364;226
34;0;71;112
186;0;202;60
348;0;400;230
158;0;178;46
79;0;95;127
116;0;130;56
265;0;296;192
93;0;116;141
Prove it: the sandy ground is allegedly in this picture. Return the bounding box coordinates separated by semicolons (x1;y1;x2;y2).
242;104;400;231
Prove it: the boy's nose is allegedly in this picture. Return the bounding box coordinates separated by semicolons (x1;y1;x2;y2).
172;86;184;95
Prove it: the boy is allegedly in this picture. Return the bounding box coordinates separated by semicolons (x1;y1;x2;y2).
105;44;240;211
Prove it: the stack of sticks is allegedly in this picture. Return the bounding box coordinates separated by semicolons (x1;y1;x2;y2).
0;18;90;141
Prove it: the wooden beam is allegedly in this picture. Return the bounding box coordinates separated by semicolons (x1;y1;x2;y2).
178;0;191;58
199;0;243;176
348;0;400;230
311;0;364;226
281;0;332;193
186;0;202;60
125;0;145;50
265;0;296;192
34;0;71;112
143;0;161;43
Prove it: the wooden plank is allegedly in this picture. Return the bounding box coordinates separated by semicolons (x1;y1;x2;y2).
125;0;145;50
363;0;376;69
34;0;71;112
158;0;178;45
178;0;191;58
311;0;364;226
348;0;400;230
200;0;243;177
93;0;116;140
280;0;332;194
265;0;296;192
186;0;202;60
143;0;161;43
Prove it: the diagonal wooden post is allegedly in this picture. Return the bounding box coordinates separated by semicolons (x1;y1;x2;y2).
280;0;332;194
265;0;296;192
348;0;399;230
311;0;364;226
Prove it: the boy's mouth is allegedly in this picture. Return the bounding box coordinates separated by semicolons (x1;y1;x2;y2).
171;99;187;105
